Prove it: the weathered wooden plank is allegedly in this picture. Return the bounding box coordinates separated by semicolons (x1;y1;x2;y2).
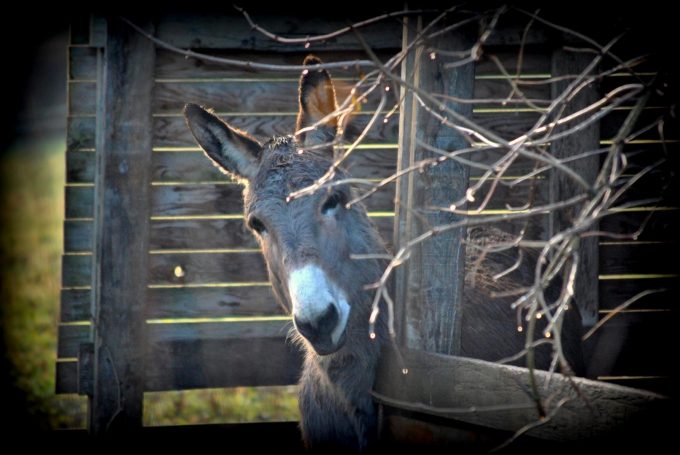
599;242;679;275
153;79;398;115
150;218;258;249
152;79;546;116
150;183;396;216
375;346;669;441
89;18;155;433
69;81;96;116
146;333;301;390
155;13;402;51
150;148;399;182
58;324;91;358
394;19;474;354
145;320;301;390
66;151;95;183
600;209;679;241
61;254;91;288
549;49;601;327
69;46;97;81
56;361;79;394
58;320;303;391
599;277;678;311
61;285;286;322
153;113;400;147
585;312;674;381
155;47;551;80
64;219;93;252
155;49;395;79
65;186;93;219
148;214;395;251
60;289;92;322
67;116;95;151
70;177;546;222
150;147;543;183
148;252;268;285
147;286;285;318
600;108;679;141
75;111;543;153
150;184;244;216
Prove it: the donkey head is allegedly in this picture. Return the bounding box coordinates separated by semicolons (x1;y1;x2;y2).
184;56;382;356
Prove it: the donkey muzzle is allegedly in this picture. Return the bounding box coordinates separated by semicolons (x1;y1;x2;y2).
288;264;350;355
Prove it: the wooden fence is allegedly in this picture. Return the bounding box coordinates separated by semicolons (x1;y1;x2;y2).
57;11;677;439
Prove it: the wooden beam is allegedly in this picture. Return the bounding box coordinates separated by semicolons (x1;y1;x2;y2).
549;49;601;327
393;17;475;354
89;17;155;434
374;346;669;441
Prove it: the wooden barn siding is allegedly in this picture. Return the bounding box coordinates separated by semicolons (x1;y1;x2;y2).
58;15;678;395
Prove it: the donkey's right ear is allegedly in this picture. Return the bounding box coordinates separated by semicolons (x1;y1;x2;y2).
183;103;262;182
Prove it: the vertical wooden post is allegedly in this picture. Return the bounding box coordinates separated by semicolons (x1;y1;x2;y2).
394;18;475;355
90;17;155;434
549;48;600;328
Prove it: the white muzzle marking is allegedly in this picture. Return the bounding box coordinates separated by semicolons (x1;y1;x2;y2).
288;264;350;345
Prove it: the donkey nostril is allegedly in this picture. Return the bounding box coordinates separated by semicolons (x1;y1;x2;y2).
316;305;339;333
294;305;339;341
294;317;315;340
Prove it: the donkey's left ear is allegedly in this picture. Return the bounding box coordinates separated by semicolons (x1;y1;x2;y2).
296;55;339;147
184;103;262;182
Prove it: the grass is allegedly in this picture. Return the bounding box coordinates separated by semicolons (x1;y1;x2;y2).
0;137;299;431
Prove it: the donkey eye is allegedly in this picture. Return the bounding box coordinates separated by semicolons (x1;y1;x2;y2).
248;216;267;235
321;193;344;216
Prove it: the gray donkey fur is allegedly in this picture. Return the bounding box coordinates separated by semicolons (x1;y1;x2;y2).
183;55;584;452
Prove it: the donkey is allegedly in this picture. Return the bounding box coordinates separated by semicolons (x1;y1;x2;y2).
183;55;584;451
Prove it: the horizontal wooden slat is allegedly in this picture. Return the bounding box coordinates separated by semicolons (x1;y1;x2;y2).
599;277;678;311
155;14;402;51
152;79;547;116
146;333;301;390
150;183;396;216
57;324;90;358
69;46;97;81
153;113;399;147
65;186;93;219
155;48;553;80
599;242;679;275
150;218;257;249
59;320;303;390
68;110;581;155
67;116;95;151
150;148;400;182
153;79;399;115
64;219;93;252
375;346;668;441
147;286;284;318
61;285;286;323
155;49;394;80
149;251;268;285
56;361;79;394
585;312;675;382
69;81;96;115
60;289;92;322
149;214;395;250
149;148;549;184
600;209;679;241
66;151;95;183
61;255;91;288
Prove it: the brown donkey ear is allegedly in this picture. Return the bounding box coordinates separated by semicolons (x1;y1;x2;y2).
183;103;262;182
296;55;339;148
